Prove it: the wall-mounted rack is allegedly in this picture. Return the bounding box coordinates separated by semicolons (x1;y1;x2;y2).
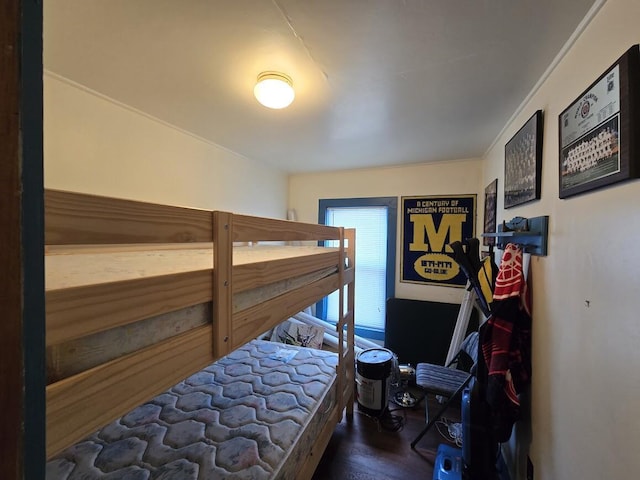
482;215;549;256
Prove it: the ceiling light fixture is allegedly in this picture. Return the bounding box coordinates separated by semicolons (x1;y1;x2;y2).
254;72;295;109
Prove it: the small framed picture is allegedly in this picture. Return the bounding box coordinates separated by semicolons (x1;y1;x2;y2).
559;44;640;198
483;178;498;246
504;110;544;209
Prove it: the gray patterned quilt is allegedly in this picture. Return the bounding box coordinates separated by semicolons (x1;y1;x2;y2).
46;340;338;479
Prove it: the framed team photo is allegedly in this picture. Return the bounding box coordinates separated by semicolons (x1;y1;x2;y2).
559;44;640;198
483;178;498;246
504;110;544;209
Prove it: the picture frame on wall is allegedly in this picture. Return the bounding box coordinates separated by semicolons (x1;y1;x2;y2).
483;178;498;246
400;195;476;287
558;44;640;199
504;109;544;208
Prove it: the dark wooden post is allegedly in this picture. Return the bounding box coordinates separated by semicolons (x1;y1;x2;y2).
1;0;45;478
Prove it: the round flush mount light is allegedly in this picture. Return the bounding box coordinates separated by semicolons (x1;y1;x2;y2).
254;72;295;109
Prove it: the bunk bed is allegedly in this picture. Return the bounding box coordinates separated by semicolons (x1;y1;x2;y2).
44;189;356;479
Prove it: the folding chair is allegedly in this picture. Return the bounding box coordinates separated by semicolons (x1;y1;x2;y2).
410;331;479;449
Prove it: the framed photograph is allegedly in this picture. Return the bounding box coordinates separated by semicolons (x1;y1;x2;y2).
559;44;640;198
504;110;544;208
483;178;498;246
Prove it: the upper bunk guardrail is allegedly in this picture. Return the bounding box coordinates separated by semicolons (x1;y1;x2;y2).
45;189;212;245
45;189;344;245
231;214;342;243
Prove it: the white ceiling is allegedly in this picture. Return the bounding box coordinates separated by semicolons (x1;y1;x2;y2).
44;0;597;174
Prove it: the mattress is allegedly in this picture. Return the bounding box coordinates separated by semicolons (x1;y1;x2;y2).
46;340;338;479
44;244;338;290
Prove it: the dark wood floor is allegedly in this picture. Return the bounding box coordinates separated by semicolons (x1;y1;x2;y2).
312;388;462;480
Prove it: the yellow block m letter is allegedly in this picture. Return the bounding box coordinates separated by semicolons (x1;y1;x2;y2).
409;214;466;253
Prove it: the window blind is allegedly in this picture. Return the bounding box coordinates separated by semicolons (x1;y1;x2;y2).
325;206;388;332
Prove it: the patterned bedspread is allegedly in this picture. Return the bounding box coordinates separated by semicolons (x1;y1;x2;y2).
46;340;338;479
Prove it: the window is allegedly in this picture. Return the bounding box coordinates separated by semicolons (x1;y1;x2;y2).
318;197;397;340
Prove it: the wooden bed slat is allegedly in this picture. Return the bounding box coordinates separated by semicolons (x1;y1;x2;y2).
46;325;215;458
45;190;212;245
343;267;355;285
232;274;340;349
232;214;341;242
46;270;212;346
233;251;340;293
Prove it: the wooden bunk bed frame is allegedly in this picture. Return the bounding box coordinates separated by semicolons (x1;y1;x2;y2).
45;189;355;478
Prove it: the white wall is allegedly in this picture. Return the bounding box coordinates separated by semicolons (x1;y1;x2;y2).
44;73;287;217
483;0;640;478
289;158;484;304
